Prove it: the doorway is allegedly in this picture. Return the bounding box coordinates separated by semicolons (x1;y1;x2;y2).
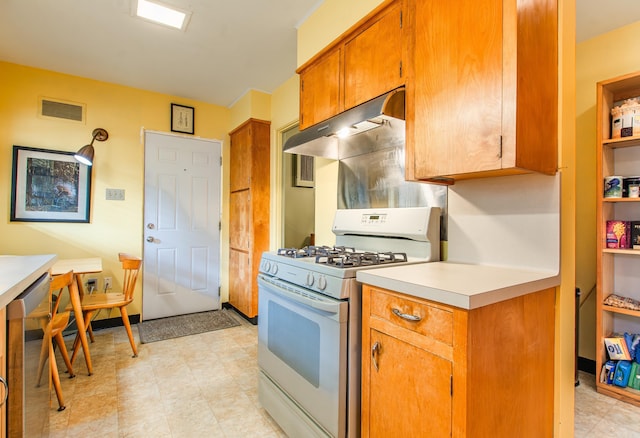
142;131;222;320
282;124;315;248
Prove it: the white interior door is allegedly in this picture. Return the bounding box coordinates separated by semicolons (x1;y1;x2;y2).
143;131;221;320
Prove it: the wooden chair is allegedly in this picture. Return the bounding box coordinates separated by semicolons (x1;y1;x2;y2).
31;271;76;411
70;253;142;363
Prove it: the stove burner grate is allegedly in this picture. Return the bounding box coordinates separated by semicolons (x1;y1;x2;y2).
316;251;408;268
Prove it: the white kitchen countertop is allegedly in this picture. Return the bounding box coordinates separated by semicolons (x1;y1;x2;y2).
0;254;57;309
356;261;560;310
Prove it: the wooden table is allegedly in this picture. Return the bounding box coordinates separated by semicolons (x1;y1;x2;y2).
51;258;102;375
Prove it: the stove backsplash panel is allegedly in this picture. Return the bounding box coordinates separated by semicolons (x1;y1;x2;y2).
337;120;448;240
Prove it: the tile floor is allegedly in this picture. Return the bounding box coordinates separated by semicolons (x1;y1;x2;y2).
575;370;640;437
42;311;638;437
44;310;285;437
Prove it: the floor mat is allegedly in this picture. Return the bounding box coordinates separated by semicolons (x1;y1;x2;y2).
138;309;240;343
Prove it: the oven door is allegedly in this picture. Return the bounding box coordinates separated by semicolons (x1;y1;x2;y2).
257;273;348;438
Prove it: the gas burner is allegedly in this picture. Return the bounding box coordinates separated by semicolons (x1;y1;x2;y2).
316;251;408;268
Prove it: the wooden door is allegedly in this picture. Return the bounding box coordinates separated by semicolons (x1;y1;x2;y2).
230;127;251;192
299;49;342;129
143;131;222;319
364;329;452;437
228;249;251;316
408;0;502;179
344;1;404;109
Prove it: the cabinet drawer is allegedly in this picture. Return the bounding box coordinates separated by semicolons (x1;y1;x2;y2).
369;288;453;345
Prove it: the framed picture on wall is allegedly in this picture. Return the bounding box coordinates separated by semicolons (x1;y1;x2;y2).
171;103;195;134
10;146;92;222
294;154;314;188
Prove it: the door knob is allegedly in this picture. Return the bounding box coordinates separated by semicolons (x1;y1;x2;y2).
147;223;155;229
146;236;155;243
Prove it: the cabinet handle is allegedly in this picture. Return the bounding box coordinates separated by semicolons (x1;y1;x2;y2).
372;341;381;372
392;307;421;322
0;376;8;407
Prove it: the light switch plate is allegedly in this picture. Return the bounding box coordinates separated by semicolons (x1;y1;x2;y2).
106;188;125;200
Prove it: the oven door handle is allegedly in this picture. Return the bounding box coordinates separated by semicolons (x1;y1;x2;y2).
258;275;342;315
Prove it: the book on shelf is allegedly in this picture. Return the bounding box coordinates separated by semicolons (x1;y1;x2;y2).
606;220;631;249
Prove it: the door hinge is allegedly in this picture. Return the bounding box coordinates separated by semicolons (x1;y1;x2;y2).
301;79;304;92
400;10;403;29
498;135;503;158
219;221;221;231
399;61;403;78
218;286;221;297
220;156;222;166
450;375;453;396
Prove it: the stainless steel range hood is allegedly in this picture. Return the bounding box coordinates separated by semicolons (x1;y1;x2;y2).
284;87;405;160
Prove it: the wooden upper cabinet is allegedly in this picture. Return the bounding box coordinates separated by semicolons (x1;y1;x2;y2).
299;49;342;130
297;0;405;130
405;0;558;182
344;1;404;109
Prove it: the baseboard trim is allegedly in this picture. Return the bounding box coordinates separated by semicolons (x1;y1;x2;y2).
222;303;258;325
578;356;596;375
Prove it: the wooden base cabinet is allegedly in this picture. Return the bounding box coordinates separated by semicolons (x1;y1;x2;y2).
361;285;555;437
228;119;270;321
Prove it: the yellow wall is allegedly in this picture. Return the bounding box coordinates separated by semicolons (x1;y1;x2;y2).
0;61;231;315
229;89;272;130
575;20;640;362
556;0;576;435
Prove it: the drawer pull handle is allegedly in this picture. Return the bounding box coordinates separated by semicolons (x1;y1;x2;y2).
372;341;381;372
392;308;421;322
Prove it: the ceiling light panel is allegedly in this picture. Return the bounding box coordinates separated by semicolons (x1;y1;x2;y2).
133;0;191;31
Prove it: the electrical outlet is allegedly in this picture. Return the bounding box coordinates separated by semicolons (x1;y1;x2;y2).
87;278;97;292
104;277;112;290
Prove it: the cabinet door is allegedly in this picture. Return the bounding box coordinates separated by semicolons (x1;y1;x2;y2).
230;126;251;192
299;49;342;129
364;329;452;437
229;190;250;251
344;2;403;109
229;249;251;315
408;0;502;179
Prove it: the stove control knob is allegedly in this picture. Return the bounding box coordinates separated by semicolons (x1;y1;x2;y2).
270;263;278;275
317;275;327;291
306;272;315;287
262;260;271;272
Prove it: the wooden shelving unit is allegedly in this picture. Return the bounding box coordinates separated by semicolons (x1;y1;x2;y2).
596;71;640;407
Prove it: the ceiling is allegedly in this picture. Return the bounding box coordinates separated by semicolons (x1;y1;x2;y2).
0;1;638;108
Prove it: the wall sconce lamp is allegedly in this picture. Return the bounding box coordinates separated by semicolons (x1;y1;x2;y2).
74;128;109;166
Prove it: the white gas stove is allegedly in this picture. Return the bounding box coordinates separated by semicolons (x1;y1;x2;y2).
257;207;440;438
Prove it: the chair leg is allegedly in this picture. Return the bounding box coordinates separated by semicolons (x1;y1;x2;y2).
70;310;93;368
87;321;95;343
50;342;66;411
54;332;75;378
120;307;138;358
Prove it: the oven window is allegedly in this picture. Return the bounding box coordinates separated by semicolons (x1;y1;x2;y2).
268;301;320;387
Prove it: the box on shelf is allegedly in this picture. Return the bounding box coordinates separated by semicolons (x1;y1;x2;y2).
604;176;623;198
605;337;632;360
628;362;640;390
606;220;631;249
631;222;640;249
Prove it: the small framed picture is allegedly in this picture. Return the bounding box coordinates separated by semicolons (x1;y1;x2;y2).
171;103;194;134
10;146;92;222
